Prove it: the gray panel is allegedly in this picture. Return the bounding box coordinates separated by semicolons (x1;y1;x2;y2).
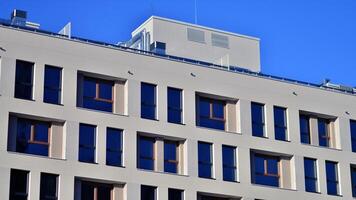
212;33;229;48
187;28;205;43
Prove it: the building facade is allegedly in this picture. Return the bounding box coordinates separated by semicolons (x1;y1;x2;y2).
1;13;356;200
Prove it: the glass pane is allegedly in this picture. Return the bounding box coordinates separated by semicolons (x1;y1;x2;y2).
198;163;212;178
212;100;224;119
83;78;96;98
40;173;58;199
199;98;210;117
34;123;49;142
223;167;236;181
44;66;61;88
304;158;316;178
326;162;337;181
10;169;28;196
81;182;94;200
168;189;183;200
254;155;265;174
351;168;356;197
79;147;95;163
168;88;182;109
267;157;278;175
140;158;154;170
198;142;211;163
327;182;338;195
255;174;279;187
351;121;356;152
97;185;112;200
251;103;264;124
222;146;235;167
98;81;113;100
275;127;286;141
164;162;177;173
16;61;33;83
15;83;32;99
252;124;264;137
141;186;156;200
164;142;177;161
140;137;154;158
168;109;182;124
318;119;329;147
305;178;317;192
79;124;96;146
141;104;156;119
106;128;122;151
274;107;286;126
44;88;60;104
141;83;156;105
106;151;122;167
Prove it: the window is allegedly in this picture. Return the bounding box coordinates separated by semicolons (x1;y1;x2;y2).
15;118;50;156
10;169;29;200
326;161;339;196
164;140;179;173
15;60;33;100
198;97;225;130
40;173;58;200
81;76;114;112
222;145;237;182
274;106;287;141
44;65;62;104
304;158;318;193
350;120;356;152
168;87;183;124
198;142;213;178
141;83;156;120
79;123;96;163
141;185;156;200
138;136;155;170
80;181;112;200
318;118;331;147
106;128;123;167
251;102;265;137
253;154;279;187
168;188;184;200
300;115;311;144
351;166;356;197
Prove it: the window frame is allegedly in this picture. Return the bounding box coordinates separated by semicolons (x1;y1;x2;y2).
222;145;237;182
10;169;29;200
274;106;288;141
318;118;331;147
164;140;179;174
325;161;340;196
78;123;97;163
198;141;213;179
251;102;266;137
14;60;34;100
138;136;156;170
141;82;157;120
300;114;311;144
106;127;123;167
167;87;183;124
40;173;59;200
43;65;62;105
197;96;226;131
253;153;280;187
304;157;318;193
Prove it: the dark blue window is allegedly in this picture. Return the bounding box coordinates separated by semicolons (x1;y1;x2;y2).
141;185;156;200
253;154;279;187
197;97;225;131
80;181;112;200
106;128;123;167
44;65;62;104
168;188;183;200
318;118;330;147
168;87;183;124
251;103;265;137
274;107;287;141
222;145;236;182
326;161;339;195
79;124;96;163
10;169;29;200
138;136;155;170
141;82;156;120
82;76;113;112
304;158;318;192
351;120;356;153
300;115;311;144
16;118;49;156
164;141;179;173
40;173;58;200
198;142;213;178
15;60;33;100
351;166;356;197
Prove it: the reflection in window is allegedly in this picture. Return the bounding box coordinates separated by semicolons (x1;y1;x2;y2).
251;102;265;137
274;107;287;141
44;65;62;104
106;128;123;167
138;136;155;170
304;158;318;193
198;142;213;178
15;60;33;100
141;83;156;120
79;123;96;163
198;97;225;131
168;87;183;124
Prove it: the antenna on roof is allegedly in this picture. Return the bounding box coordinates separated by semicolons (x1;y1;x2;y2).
194;0;198;24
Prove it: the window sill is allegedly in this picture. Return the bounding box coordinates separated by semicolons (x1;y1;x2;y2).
137;168;188;177
141;117;159;121
43;101;64;106
199;176;216;180
327;194;343;197
275;139;291;143
7;151;66;161
251;183;297;191
306;191;321;194
106;164;125;168
196;126;241;135
14;97;35;102
168;121;186;125
79;161;99;165
253;135;269;139
301;143;342;151
223;180;240;183
77;107;129;117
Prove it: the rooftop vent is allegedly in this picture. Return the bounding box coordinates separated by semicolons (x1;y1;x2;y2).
187;28;205;43
212;33;229;49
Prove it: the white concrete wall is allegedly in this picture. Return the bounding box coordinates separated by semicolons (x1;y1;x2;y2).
0;25;355;200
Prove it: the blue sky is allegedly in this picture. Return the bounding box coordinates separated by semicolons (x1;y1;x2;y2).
1;0;355;86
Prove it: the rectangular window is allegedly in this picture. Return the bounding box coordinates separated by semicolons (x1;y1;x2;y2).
253;154;279;187
198;141;213;178
198;97;225;131
44;65;62;104
79;123;96;163
141;185;156;200
350;120;356;152
81;76;114;112
15;60;33;100
164;140;179;173
351;166;356;197
326;161;339;196
106;128;123;167
40;173;58;200
16;118;50;156
168;87;183;124
138;136;155;170
222;145;237;182
80;181;113;200
10;169;29;200
141;82;157;120
251;102;265;137
318;118;331;147
300;115;311;144
168;188;184;200
274;106;287;141
304;158;318;193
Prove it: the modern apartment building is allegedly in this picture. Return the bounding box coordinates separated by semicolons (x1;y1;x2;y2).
1;10;356;200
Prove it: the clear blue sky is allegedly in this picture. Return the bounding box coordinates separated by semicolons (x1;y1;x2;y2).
1;0;355;86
